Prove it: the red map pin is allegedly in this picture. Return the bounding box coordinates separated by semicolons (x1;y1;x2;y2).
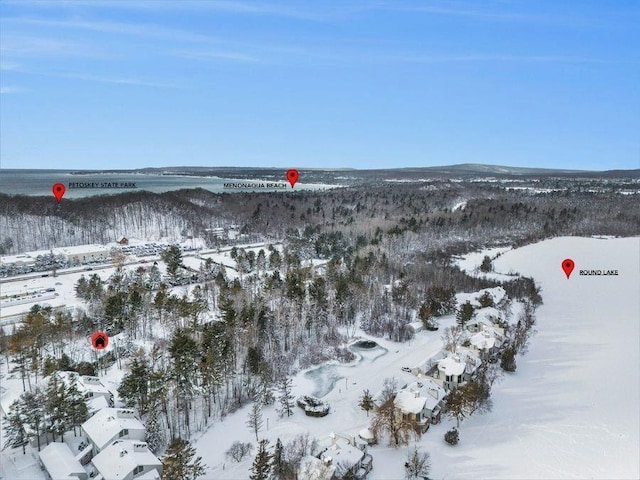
286;169;299;188
52;183;66;203
561;258;575;279
91;331;109;350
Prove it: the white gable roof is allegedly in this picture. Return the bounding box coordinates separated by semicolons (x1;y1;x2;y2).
395;378;446;414
82;408;145;451
470;330;497;350
395;389;427;414
92;440;161;480
320;435;364;468
438;355;466;376
39;442;86;480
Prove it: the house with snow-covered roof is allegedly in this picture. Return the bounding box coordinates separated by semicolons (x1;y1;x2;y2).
468;324;505;356
298;455;335;480
82;408;146;455
39;442;88;480
91;440;162;480
318;432;373;479
435;348;481;390
393;377;447;431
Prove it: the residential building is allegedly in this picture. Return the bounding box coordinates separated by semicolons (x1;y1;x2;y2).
393;377;447;431
39;442;88;480
91;440;162;480
435;348;481;390
319;432;373;479
82;408;146;455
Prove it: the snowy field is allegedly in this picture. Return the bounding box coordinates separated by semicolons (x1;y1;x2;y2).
194;236;639;479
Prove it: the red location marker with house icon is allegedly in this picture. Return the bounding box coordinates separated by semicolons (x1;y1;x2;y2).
91;331;109;350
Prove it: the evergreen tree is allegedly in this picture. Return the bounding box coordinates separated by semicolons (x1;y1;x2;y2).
86;273;104;303
270;438;287;479
250;439;272;480
75;275;89;300
67;378;89;436
161;245;184;280
359;389;375;417
478;291;494;308
45;373;72;442
169;328;200;436
21;389;45;451
480;255;492;272
161;438;206;480
246;402;263;442
145;401;166;453
278;377;295;418
456;301;475;328
118;356;150;414
423;286;456;317
3;400;28;454
269;250;282;269
444;427;459;445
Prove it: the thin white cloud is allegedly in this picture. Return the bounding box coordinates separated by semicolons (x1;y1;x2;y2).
0;0;341;21
0;86;28;94
3;65;176;88
45;71;177;88
172;49;260;63
382;54;618;65
2;17;218;43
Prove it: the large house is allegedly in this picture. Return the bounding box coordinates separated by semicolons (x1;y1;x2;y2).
318;432;373;479
91;440;162;480
82;408;146;455
435;348;481;390
39;442;88;480
393;377;447;431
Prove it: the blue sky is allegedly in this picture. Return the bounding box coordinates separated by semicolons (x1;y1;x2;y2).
1;1;638;171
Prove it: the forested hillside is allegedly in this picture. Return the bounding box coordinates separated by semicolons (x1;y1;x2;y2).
1;176;638;254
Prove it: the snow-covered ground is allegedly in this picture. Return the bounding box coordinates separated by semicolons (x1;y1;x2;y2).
194;236;639;479
2;236;637;479
437;236;639;479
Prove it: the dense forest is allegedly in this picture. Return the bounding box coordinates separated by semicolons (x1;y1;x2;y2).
1;175;638;254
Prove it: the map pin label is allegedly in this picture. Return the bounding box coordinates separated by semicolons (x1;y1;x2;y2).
562;258;575;279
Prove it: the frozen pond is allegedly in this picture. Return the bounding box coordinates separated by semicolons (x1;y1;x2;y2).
304;341;388;397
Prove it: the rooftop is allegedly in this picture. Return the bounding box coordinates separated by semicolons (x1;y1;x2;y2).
91;440;161;480
39;442;86;480
320;434;365;468
438;355;466;376
395;378;446;414
53;244;111;256
82;408;145;451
